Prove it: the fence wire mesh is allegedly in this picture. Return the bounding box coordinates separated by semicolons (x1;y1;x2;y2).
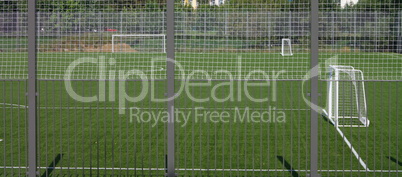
0;0;401;177
1;1;29;177
318;0;401;177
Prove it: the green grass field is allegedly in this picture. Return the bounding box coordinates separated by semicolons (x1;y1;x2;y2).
1;52;401;176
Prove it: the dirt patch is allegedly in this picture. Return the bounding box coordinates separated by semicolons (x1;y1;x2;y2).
84;43;137;52
339;47;351;53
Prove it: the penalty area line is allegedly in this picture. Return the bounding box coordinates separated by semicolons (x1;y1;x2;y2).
1;105;309;111
1;166;399;172
327;116;370;171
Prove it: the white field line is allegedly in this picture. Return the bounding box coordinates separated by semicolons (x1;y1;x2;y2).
1;166;399;172
0;103;309;111
381;53;402;59
335;126;370;171
0;103;27;108
326;117;370;171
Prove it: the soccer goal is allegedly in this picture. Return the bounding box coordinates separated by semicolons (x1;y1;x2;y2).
324;65;370;127
112;34;166;53
280;38;293;56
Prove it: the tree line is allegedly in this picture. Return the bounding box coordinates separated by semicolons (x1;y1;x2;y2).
0;0;400;12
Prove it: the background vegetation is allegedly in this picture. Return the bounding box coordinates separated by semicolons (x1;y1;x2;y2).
1;0;401;12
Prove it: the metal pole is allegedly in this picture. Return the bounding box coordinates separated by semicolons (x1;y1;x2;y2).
166;0;175;176
398;11;400;54
37;11;40;46
16;11;19;37
332;11;335;50
58;12;61;38
27;0;37;176
98;12;101;32
246;11;249;48
354;12;357;52
375;12;378;52
112;35;115;53
289;10;292;38
204;11;207;53
120;11;123;33
163;11;165;34
398;11;401;53
78;12;81;47
310;0;319;176
225;11;228;36
225;11;228;49
268;12;271;51
141;12;144;34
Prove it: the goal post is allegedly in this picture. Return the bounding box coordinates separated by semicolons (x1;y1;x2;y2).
281;38;293;56
324;65;370;127
112;34;166;53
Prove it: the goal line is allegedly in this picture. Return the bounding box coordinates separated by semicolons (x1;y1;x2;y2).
0;103;309;111
2;166;398;172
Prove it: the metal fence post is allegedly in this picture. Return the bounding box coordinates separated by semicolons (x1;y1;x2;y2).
78;12;81;44
58;12;61;38
120;11;123;33
246;11;249;48
141;12;144;34
204;11;207;53
162;11;165;34
16;11;19;36
166;0;175;176
375;12;378;52
289;10;292;38
354;11;357;52
268;12;271;51
224;11;228;36
37;11;40;44
27;0;37;176
398;11;401;53
225;11;228;49
310;0;319;176
332;11;335;50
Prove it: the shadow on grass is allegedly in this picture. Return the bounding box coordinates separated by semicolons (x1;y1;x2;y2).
41;153;63;177
321;113;335;126
387;156;402;167
277;156;299;177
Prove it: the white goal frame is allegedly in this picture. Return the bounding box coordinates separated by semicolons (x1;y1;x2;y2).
324;65;370;127
280;38;293;56
111;34;166;53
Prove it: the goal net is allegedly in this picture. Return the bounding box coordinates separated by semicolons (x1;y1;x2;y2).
112;34;166;53
280;38;293;56
324;65;370;127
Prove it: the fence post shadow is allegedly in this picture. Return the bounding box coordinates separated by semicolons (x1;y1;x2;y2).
41;153;63;177
387;156;402;167
277;155;299;177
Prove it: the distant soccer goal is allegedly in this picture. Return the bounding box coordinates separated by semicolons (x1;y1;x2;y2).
280;38;293;56
324;65;370;127
112;34;166;53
